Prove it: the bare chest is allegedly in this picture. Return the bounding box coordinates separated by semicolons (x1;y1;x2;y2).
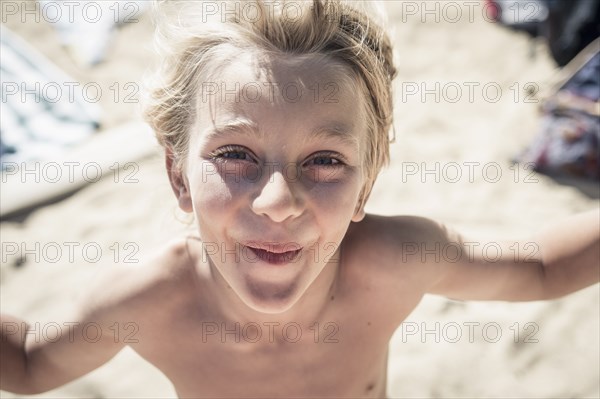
136;312;397;398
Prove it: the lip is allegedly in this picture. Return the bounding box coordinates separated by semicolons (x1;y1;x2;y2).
243;242;303;265
243;241;302;253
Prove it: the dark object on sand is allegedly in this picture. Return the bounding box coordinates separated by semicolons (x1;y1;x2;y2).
487;0;600;66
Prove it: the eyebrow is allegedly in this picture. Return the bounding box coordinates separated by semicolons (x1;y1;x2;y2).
309;124;360;148
203;118;261;141
203;118;360;148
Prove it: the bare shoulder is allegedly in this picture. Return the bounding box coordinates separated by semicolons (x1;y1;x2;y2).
341;213;455;289
334;214;455;325
343;213;455;257
78;236;200;323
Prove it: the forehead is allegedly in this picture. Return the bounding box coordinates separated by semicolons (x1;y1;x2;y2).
202;50;362;106
195;49;368;148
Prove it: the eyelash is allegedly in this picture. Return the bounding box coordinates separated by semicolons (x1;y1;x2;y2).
209;145;254;163
208;145;346;167
305;151;345;168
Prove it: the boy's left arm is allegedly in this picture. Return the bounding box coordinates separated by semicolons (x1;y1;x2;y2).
426;209;599;301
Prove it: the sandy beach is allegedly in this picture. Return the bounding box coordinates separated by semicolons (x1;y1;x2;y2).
1;1;598;397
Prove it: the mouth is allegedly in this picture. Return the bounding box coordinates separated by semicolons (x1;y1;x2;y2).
243;243;303;265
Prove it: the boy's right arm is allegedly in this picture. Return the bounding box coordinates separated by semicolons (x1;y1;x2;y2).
1;307;126;394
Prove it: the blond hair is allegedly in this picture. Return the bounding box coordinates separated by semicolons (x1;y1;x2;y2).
144;0;397;211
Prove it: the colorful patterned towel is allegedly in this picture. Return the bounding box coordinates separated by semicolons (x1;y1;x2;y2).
515;50;600;180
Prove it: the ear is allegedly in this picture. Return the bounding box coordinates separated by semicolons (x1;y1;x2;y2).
165;148;193;213
352;200;366;222
351;186;367;222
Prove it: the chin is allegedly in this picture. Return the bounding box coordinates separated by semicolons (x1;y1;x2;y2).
239;280;304;314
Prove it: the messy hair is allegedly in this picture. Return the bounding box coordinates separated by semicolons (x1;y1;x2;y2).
143;0;397;211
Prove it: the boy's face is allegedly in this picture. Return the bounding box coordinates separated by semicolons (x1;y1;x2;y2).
170;52;368;313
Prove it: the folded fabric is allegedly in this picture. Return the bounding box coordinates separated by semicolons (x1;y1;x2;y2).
0;25;101;169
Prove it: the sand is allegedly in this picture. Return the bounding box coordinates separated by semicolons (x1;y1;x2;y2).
1;1;598;398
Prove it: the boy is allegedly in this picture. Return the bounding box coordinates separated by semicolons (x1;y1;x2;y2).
1;0;598;397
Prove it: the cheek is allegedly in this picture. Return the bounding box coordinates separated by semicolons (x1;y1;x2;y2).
187;161;250;215
306;172;363;216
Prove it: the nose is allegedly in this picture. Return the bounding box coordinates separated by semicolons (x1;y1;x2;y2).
251;170;303;223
